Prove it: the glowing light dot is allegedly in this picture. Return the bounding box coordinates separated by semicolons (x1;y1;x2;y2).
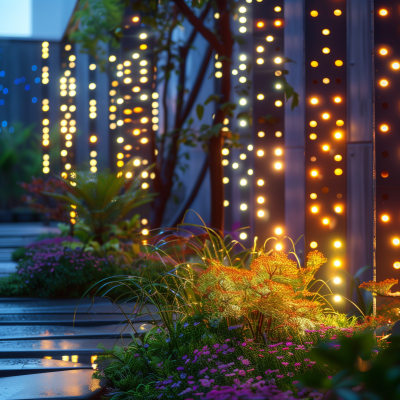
275;243;283;251
382;214;389;222
232;163;239;169
334;10;342;16
310;193;317;199
334;97;342;103
239;232;247;240
275;100;282;107
322;218;330;225
322;29;330;35
240;203;248;211
275;148;282;156
274;57;282;64
274;6;281;12
310;133;317;140
274;20;282;27
334;241;342;248
380;79;388;87
142;229;149;236
322;113;330;120
310;241;318;248
258;210;265;218
322;144;330;151
394;262;400;269
311;61;318;67
311;170;318;177
379;48;388;56
310;121;317;127
335;168;343;176
334;295;341;302
257;150;264;157
275;227;283;235
333;277;341;284
257;21;265;28
223;177;229;184
257;46;264;53
335;60;344;66
310;10;318;17
335;206;343;213
274;162;282;170
379;9;388;16
240;179;247;186
257;197;265;204
334;260;341;267
257;179;264;186
222;148;229;156
311;206;318;213
393;238;400;246
266;36;274;42
257;94;265;100
310;98;318;104
392;62;400;70
224;200;229;207
323;78;330;84
322;47;330;54
334;132;343;139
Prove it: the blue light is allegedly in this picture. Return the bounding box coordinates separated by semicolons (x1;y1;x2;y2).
24;84;30;91
34;77;40;84
0;100;4;105
20;77;25;83
1;121;7;127
32;65;37;71
14;79;20;85
32;97;37;103
0;85;2;90
9;127;14;133
0;71;4;77
3;88;8;94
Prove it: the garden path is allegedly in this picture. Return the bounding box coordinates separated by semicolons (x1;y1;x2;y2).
0;222;156;399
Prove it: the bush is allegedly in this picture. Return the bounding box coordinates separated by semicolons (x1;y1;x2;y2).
0;237;137;298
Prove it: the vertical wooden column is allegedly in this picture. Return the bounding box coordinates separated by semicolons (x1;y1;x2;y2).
252;0;285;247
374;2;400;291
304;1;347;306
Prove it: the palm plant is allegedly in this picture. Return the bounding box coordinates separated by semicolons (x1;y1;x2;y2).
44;169;156;245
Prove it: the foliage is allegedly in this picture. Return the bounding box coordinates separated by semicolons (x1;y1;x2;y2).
296;331;400;400
0;123;42;209
43;169;156;245
0;237;134;298
359;278;399;297
20;176;70;223
377;299;400;323
196;251;328;342
94;316;360;400
68;0;125;71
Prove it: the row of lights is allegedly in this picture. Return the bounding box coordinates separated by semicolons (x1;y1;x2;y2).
42;41;50;174
88;61;98;173
375;7;400;271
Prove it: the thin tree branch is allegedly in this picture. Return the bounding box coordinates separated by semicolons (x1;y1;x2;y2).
179;45;213;126
172;0;223;55
171;154;209;226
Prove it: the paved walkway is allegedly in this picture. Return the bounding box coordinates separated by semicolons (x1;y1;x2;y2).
0;297;154;399
0;223;60;278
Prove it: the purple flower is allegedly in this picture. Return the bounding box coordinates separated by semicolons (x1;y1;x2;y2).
194;322;200;326
242;359;250;366
177;367;184;371
282;362;289;366
183;323;189;328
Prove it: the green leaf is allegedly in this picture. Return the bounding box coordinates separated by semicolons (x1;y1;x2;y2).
196;104;204;120
204;94;220;105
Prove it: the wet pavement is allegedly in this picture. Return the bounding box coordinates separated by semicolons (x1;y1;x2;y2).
0;296;153;399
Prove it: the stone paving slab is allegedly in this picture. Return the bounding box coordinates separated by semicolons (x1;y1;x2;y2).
0;262;17;277
0;223;60;237
0;369;104;399
0;358;92;378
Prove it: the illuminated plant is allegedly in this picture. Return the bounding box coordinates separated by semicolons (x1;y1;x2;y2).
196;249;328;341
359;279;400;297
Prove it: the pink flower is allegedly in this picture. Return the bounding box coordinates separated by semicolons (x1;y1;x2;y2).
242;359;250;365
241;342;247;347
238;370;246;376
282;362;289;366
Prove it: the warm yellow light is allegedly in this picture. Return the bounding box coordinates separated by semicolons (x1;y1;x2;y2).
311;61;318;67
275;243;283;251
380;124;389;133
257;150;264;157
132;16;139;22
322;144;330;151
89;135;97;143
223;177;229;184
322;29;330;35
310;10;318;17
274;57;282;64
240;203;248;211
322;218;330;225
240;179;247;186
379;48;388;56
379;9;388;16
380;79;388;87
310;193;317;199
239;232;247;240
334;260;341;267
394;262;400;269
334;9;342;16
310;120;317;127
257;94;265;100
311;170;318;177
275;227;283;235
274;162;283;170
310;133;317;140
215;71;223;78
142;229;149;236
323;78;330;84
334;295;341;302
275;148;282;156
334;206;343;213
322;47;330;54
258;210;265;218
257;21;265;28
274;6;282;12
334;168;343;176
125;172;132;179
275;131;282;137
275;100;282;107
232;163;239;169
335;60;344;67
392;62;400;70
257;179;264;186
274;20;282;27
310;241;318;248
381;214;389;222
141;117;149;124
222;148;229;156
247;169;253;175
266;35;274;42
311;206;318;213
256;46;264;53
240;153;247;160
333;277;341;284
256;58;264;65
140;138;149;144
133;129;141;136
257;196;265;204
334;241;342;248
322;113;330;120
334;131;343;139
334;97;342;103
310;98;318;105
334;155;342;162
393;238;400;246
